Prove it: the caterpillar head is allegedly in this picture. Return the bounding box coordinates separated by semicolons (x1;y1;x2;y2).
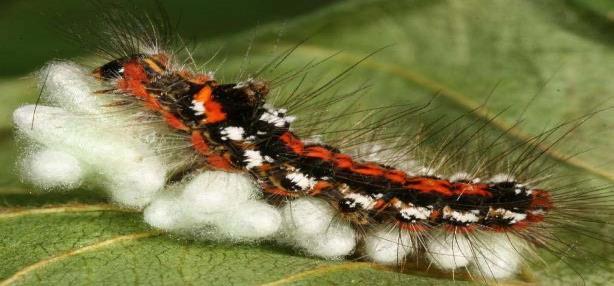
92;53;169;81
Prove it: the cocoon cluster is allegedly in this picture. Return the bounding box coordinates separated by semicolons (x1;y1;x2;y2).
470;233;526;279
144;171;281;241
281;197;356;258
15;61;283;241
13;62;166;208
363;226;414;265
424;231;526;279
426;231;474;270
19;148;83;190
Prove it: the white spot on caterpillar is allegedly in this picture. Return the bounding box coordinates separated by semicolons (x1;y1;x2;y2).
503;211;527;224
220;126;245;141
244;150;264;169
443;207;480;224
191;99;205;116
344;193;376;210
489;208;527;224
286;170;317;190
260;105;296;127
400;206;431;221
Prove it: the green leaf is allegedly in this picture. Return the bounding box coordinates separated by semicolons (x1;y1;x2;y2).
2;0;614;285
0;195;462;286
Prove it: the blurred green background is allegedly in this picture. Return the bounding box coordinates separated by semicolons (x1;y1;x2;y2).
2;0;614;285
0;0;337;77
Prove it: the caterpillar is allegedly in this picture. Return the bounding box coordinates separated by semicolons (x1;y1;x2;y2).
12;1;614;284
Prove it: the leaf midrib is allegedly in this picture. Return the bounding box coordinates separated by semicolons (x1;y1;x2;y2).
259;262;390;286
0;203;137;220
0;231;160;286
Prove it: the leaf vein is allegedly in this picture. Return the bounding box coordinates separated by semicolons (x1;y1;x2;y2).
0;231;159;286
259;262;389;286
0;204;138;220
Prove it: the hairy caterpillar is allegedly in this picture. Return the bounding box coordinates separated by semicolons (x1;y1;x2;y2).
11;1;614;284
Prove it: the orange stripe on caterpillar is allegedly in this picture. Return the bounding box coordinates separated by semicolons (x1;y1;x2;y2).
451;182;492;197
373;199;388;210
530;189;553;210
303;146;333;161
279;132;304;154
333;153;353;169
258;163;273;172
192;130;234;170
194;85;226;124
308;181;335;195
351;163;386;177
191;131;210;154
118;61;162;110
163;111;189;131
123;61;148;82
207;154;234;170
405;178;455;196
383;170;407;184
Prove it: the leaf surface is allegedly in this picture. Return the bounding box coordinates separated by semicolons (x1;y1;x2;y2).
2;0;614;285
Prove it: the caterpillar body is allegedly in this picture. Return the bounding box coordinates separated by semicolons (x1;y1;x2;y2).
12;2;614;285
93;53;550;234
